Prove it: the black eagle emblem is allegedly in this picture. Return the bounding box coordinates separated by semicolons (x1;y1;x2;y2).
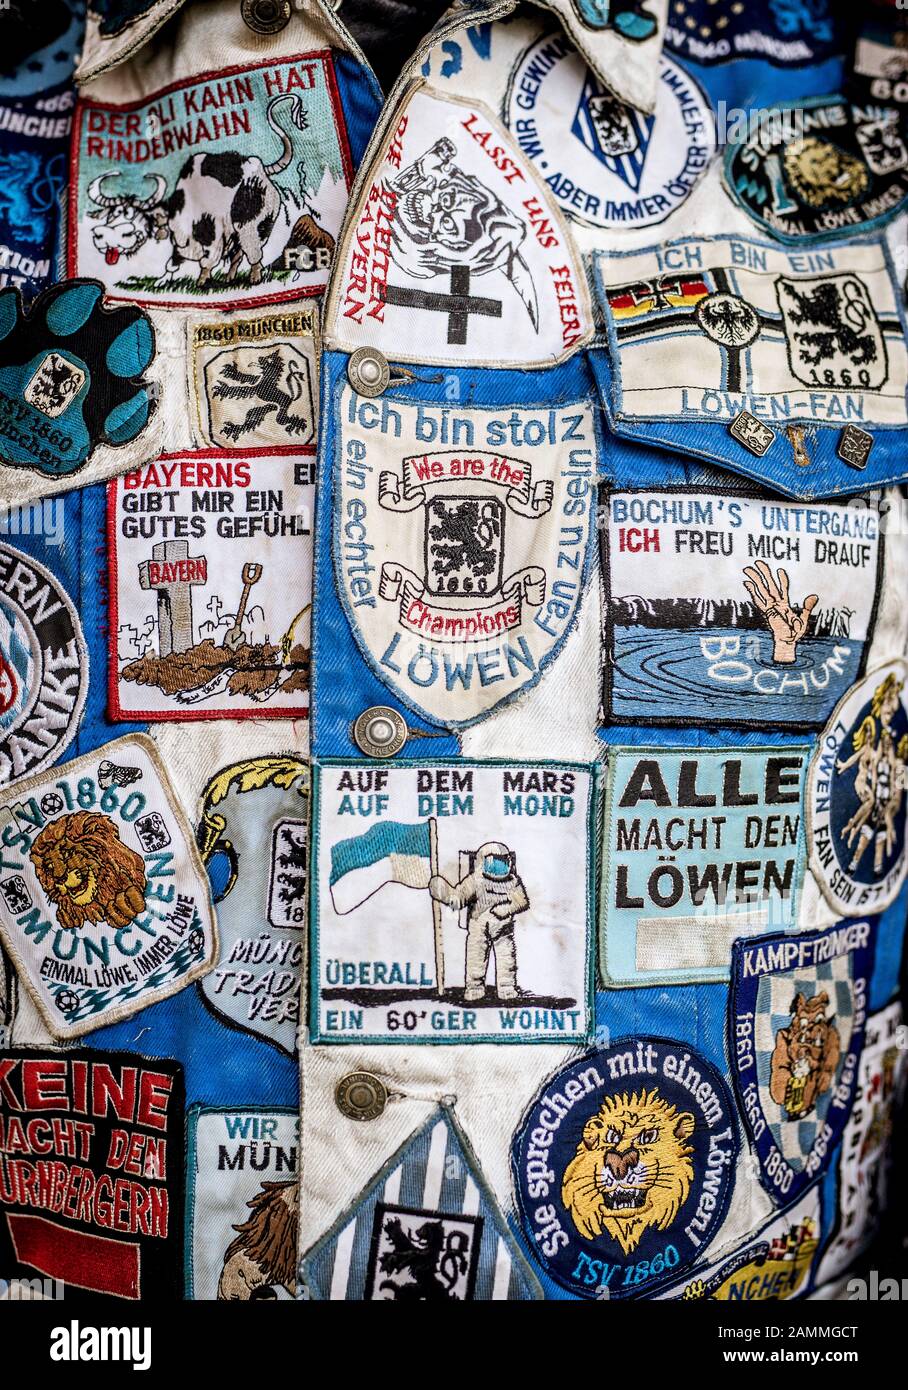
212;348;311;442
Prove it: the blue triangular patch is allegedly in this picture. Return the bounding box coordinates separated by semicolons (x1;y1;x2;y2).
571;73;655;192
300;1106;542;1300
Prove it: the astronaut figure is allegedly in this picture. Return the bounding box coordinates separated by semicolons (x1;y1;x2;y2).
429;842;529;1002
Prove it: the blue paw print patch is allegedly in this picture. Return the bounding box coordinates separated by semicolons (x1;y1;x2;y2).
0;277;155;477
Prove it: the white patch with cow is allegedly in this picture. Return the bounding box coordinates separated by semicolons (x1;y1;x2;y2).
71;54;351;308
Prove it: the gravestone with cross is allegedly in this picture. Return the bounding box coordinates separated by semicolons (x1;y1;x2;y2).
138;540;208;656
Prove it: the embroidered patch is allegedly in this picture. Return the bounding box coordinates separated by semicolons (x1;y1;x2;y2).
601;487;883;728
816;1000;906;1284
186;1106;298;1300
601;744;808;986
300;1106;542;1300
311;759;595;1043
0;734;217;1038
807;660;908;915
0;943;15;1047
854;26;908;109
544;2;667;112
23;353;87;418
189;305;318;451
71;53;352;308
595;235;908;430
0;1048;185;1299
568;0;659;40
108;452;312;720
0;2;83;98
0;87;71;301
665;0;841;67
506;35;713;230
0;279;155;477
512;1040;738;1299
367;1204;482;1300
0;542;88;787
196;757;308;1056
655;1188;821;1300
335;387;595;727
730;918;877;1205
327;86;593;367
724;98;908;244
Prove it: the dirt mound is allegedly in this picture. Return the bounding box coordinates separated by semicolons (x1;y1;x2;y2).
122;639;310;698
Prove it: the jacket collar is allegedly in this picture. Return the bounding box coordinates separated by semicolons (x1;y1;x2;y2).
78;0;666;112
527;0;666;111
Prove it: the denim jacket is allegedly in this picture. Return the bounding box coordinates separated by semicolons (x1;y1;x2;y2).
0;0;906;1304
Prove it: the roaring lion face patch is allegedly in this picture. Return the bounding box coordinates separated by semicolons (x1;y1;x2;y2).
561;1088;695;1254
29;810;147;931
513;1042;738;1300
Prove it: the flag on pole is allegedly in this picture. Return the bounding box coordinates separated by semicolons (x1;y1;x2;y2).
330;820;433;915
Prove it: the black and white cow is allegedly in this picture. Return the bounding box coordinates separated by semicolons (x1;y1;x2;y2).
87;94;308;287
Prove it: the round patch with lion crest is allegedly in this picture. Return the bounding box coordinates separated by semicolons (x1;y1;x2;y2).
723;96;908;244
512;1038;738;1299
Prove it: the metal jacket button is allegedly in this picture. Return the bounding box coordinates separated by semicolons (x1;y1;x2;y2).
353;706;408;757
335;1072;388;1121
241;0;291;35
348;347;390;398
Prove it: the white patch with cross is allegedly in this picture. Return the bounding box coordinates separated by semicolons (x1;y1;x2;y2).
324;86;593;367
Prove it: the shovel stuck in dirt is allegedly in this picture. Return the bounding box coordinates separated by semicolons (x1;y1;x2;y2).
223;563;263;652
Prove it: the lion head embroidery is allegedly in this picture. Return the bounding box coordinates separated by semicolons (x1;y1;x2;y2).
217;1180;298;1300
782;137;870;209
29;811;147;932
769;991;842;1120
560;1089;695;1255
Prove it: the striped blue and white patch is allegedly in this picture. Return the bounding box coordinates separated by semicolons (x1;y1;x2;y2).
300;1108;541;1300
730;919;877;1205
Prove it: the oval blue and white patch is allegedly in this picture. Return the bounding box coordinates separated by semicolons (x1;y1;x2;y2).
807;659;908;915
506;34;714;230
